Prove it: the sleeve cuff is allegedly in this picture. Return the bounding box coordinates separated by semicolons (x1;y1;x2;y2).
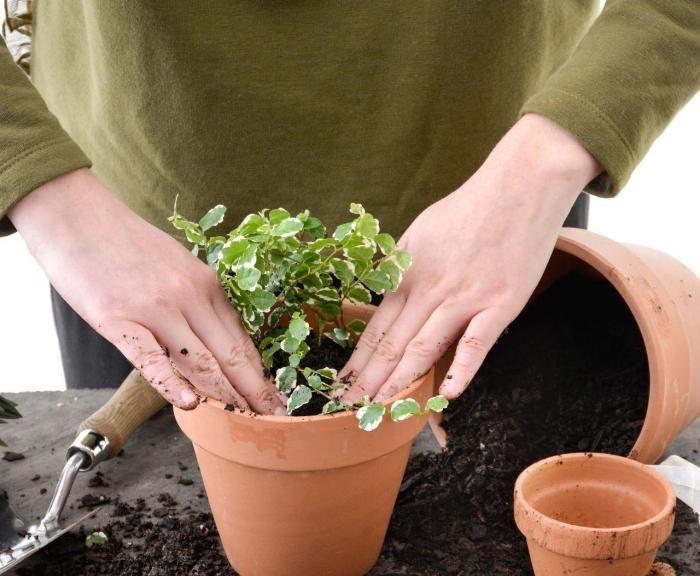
0;137;91;235
520;87;637;197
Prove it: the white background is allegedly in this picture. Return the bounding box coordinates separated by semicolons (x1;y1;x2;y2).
1;94;699;393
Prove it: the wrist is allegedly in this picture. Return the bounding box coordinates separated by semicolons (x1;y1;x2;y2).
8;168;127;256
480;113;603;205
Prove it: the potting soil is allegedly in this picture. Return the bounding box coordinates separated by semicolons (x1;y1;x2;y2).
10;274;700;575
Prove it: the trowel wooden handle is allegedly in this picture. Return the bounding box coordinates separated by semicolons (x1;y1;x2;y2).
78;369;168;458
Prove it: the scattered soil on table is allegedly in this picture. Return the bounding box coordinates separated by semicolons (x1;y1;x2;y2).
12;496;234;576
2;452;25;462
8;274;700;575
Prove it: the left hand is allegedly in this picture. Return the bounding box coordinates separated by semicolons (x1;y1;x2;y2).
340;114;602;403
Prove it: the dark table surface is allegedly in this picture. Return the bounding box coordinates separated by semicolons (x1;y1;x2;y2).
1;390;698;574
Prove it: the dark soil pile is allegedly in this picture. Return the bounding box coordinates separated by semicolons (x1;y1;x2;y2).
373;274;673;575
9;274;700;575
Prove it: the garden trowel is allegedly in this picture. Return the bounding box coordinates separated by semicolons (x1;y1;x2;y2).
0;370;167;573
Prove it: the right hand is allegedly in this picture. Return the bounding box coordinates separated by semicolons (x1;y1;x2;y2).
8;168;284;413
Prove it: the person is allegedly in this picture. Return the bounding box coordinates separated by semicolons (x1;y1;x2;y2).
1;2;698;413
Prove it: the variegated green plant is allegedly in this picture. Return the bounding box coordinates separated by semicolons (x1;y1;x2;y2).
170;202;447;430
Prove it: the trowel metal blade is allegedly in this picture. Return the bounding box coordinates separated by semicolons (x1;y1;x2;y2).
0;508;97;574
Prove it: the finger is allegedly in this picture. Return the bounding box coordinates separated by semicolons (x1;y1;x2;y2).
105;320;199;410
336;291;406;386
342;293;435;404
373;306;467;402
212;294;265;375
152;313;252;410
185;301;285;415
439;307;512;399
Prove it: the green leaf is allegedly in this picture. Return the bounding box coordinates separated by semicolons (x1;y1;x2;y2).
362;270;391;293
333;222;354;241
395;249;412;270
390;398;422;422
303;216;325;238
307;374;323;390
375;233;396;255
262;342;281;367
330;259;355;286
236;267;261;291
346;245;375;264
169;214;194;231
0;396;21;419
313;287;340;302
356;403;386;431
281;337;301;353
185;227;206;245
347;285;371;305
425;395;449;413
288;317;311;341
288;354;301;368
237;213;265;236
236;244;258;269
272;217;304;238
287;385;312;415
326;328;351;348
198;205;226;231
221;238;250;265
355;214;379;239
206;241;224;265
316;367;338;380
346;319;366;334
249;289;276;311
322;401;347;414
309;238;338;252
275;366;297;394
269;208;290;225
349;203;365;215
379;260;402;290
85;531;109;548
191;244;200;257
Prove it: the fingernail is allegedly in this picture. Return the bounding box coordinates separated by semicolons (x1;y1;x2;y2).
274;406;287;416
180;389;199;408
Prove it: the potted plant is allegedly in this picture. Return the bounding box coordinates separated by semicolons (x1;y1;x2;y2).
170;203;448;576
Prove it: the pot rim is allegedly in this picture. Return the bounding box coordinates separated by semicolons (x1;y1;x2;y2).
556;228;694;463
198;368;431;424
514;453;676;558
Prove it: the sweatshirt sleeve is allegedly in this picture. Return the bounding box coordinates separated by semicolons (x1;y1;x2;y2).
0;37;91;235
521;0;700;197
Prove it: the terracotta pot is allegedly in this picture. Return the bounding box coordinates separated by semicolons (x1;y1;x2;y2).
432;228;700;463
175;305;434;576
514;452;676;576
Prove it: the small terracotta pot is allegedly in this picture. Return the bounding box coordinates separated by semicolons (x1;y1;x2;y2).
514;453;676;576
432;228;700;463
175;305;434;576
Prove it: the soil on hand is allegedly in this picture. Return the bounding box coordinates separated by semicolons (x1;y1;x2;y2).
9;274;700;575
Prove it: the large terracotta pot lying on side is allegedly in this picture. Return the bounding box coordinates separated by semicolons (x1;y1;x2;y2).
175;305;434;576
514;453;676;575
432;228;700;464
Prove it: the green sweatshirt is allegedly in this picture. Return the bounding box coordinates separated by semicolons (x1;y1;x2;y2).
1;1;698;238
